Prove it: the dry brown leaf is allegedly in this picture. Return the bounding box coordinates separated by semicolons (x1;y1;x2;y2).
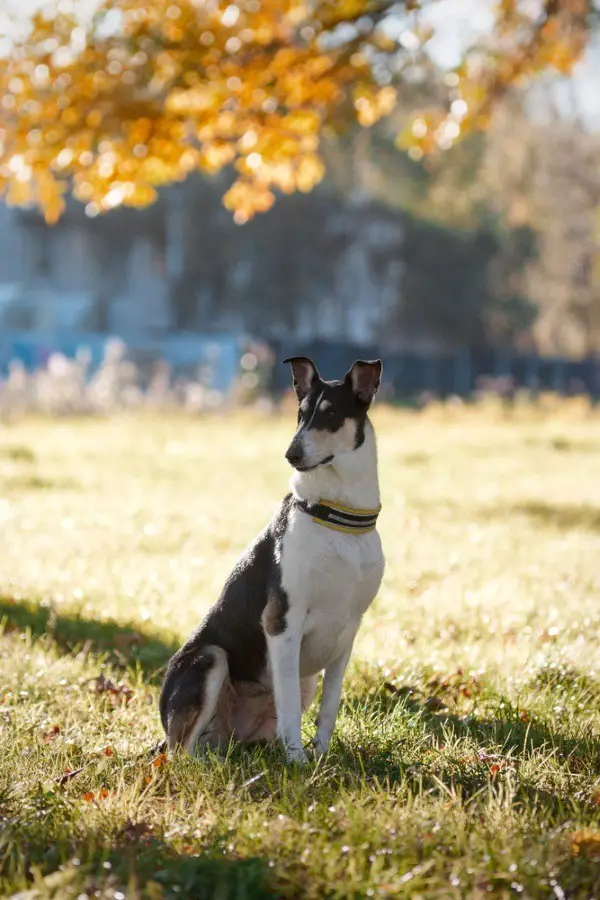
91;673;134;705
424;696;447;712
58;767;85;786
42;724;61;744
120;820;154;843
152;753;168;769
570;829;600;858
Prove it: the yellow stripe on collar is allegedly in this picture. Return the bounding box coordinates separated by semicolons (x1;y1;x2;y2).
311;518;378;535
294;497;381;534
318;498;382;517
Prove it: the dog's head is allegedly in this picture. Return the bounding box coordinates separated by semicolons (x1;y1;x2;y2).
283;357;382;472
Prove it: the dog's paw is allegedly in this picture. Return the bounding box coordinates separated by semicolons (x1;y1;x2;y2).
285;745;309;766
310;737;329;759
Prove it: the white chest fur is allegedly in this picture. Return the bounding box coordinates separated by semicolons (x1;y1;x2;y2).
275;419;385;678
279;509;384;676
260;374;385;762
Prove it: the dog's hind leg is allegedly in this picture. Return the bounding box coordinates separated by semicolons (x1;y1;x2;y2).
162;645;230;754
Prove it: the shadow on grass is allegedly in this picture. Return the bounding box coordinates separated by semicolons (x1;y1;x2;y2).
490;500;600;533
0;813;274;899
333;680;600;820
0;598;276;897
0;595;178;682
4;474;80;491
2;603;600;898
547;436;600;454
3;594;598;775
3;596;600;825
0;444;37;462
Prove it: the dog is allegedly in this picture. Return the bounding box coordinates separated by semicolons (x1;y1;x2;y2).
159;356;385;763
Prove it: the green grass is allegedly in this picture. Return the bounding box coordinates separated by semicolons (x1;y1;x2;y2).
1;405;600;899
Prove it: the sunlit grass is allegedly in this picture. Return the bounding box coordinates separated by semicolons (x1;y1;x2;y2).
1;405;600;898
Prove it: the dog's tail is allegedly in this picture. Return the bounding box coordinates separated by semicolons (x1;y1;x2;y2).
159;644;229;754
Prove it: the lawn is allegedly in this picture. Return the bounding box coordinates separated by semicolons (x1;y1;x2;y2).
1;402;600;899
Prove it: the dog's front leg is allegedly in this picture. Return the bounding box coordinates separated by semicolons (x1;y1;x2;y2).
312;643;354;756
266;626;306;764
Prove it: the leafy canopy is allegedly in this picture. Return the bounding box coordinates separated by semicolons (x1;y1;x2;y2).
0;0;593;223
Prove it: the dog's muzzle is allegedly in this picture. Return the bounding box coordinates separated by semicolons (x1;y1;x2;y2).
285;439;304;468
285;431;334;472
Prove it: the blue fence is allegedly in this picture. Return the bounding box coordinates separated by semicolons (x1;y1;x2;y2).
3;332;600;402
270;340;600;401
0;331;243;393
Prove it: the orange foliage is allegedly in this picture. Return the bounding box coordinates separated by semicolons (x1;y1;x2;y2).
0;0;592;223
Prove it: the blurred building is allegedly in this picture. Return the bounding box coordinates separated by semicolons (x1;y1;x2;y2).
0;179;416;350
0;200;172;334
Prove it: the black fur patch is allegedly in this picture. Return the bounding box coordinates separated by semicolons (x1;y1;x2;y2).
159;494;293;736
160;647;214;744
298;379;368;449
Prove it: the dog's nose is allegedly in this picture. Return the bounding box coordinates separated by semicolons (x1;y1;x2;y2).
285;444;303;467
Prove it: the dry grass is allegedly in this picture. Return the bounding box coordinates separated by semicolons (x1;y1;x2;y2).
1;403;600;898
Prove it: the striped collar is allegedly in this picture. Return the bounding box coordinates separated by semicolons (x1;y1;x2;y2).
294;497;381;534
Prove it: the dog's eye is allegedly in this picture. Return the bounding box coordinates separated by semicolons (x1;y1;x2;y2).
324;407;335;418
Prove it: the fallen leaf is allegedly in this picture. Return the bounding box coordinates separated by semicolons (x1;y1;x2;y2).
569;755;588;773
91;674;117;693
384;681;417;698
152;753;168;769
120;820;153;842
147;739;168;758
103;746;113;756
42;724;61;744
570;829;600;858
478;751;509;764
425;696;447;712
57;767;85;786
91;674;134;706
82;792;95;802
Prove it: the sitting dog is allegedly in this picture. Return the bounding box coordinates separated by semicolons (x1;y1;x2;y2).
160;357;385;763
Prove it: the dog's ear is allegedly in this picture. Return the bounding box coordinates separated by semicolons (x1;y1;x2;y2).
282;356;321;401
345;359;382;405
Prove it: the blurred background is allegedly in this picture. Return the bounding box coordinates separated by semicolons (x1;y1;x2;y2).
1;0;600;412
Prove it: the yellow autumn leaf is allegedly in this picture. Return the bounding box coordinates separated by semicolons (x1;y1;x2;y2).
295;154;325;192
570;829;600;859
0;0;591;222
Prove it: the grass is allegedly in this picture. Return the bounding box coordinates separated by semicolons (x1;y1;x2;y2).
1;401;600;899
